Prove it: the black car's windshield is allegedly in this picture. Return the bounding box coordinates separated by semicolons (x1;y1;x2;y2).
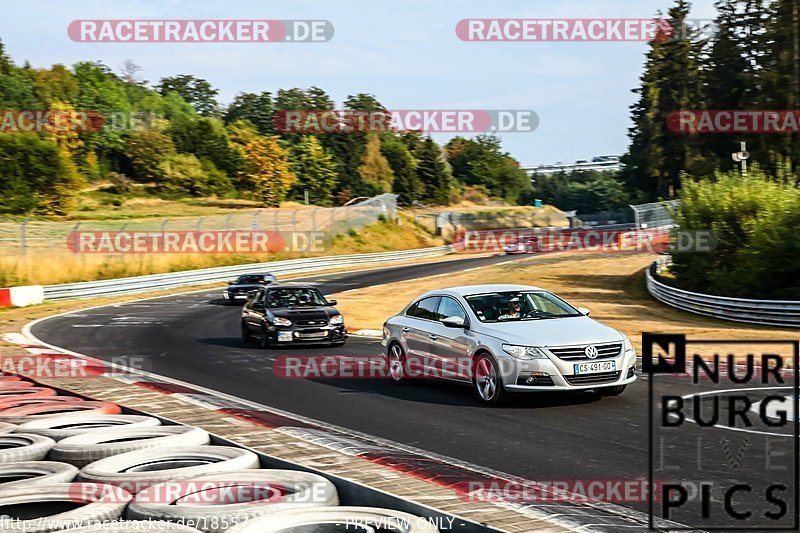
465;291;582;322
267;287;327;308
236;275;267;285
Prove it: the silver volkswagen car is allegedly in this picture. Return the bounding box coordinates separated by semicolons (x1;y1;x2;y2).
382;284;637;405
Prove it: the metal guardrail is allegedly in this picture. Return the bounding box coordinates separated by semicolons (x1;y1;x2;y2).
646;262;800;328
43;246;454;301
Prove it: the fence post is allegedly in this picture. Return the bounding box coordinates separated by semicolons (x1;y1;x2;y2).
273;209;280;233
196;217;204;232
20;219;29;256
119;223;128;257
311;207;320;234
251;210;261;231
224;214;232;231
291;209;298;233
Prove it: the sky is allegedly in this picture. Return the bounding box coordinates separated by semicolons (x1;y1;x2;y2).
0;0;716;167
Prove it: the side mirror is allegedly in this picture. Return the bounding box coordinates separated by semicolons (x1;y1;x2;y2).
442;316;466;328
577;307;591;316
327;299;338;306
228;280;236;285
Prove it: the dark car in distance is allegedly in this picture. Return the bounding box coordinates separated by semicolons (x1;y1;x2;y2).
241;284;346;347
223;273;278;304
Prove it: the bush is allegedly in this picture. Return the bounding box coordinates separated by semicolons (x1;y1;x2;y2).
670;167;800;298
0;134;84;214
157;154;232;197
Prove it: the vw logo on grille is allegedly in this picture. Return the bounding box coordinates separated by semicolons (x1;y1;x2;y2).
584;345;599;359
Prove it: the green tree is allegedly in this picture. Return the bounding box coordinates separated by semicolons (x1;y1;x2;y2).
288;136;338;206
415;137;452;205
157;75;219;116
224;91;274;135
357;135;394;193
381;135;423;205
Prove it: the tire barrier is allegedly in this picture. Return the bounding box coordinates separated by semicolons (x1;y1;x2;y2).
125;470;338;532
0;380;34;388
0;433;56;461
0;379;456;533
0;401;121;424
0;386;58;399
0;460;78;488
51;426;211;467
0;483;131;532
16;414;161;441
0;396;81;410
77;446;260;493
224;506;442;532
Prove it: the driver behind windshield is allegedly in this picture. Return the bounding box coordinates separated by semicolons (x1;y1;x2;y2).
498;296;522;320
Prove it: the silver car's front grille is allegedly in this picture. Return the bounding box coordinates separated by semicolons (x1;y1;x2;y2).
549;342;622;361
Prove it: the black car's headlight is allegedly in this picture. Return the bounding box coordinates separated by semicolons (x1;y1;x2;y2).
273;317;292;326
329;314;344;325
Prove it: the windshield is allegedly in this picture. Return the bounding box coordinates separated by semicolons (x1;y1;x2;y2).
464;291;582;322
266;287;327;308
236;275;267;285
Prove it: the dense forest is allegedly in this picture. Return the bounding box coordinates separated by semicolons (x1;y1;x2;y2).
0;41;530;215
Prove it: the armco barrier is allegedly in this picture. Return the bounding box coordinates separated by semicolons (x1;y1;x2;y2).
646;262;800;327
41;246;454;301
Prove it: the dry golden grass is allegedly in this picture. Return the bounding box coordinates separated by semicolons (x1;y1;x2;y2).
0;217;442;286
332;252;799;352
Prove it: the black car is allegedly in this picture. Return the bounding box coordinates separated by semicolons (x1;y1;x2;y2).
241;284;346;347
223;273;278;304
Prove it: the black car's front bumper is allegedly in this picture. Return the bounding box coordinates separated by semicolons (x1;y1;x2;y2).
266;324;347;344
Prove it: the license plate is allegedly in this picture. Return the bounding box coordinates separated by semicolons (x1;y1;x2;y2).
574;361;616;374
298;331;327;339
278;331;293;342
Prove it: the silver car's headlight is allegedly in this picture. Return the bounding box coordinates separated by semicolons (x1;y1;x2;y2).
329;314;344;325
273;317;292;326
502;344;548;360
623;335;635;354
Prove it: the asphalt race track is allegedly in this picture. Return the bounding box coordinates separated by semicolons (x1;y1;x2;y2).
31;253;799;529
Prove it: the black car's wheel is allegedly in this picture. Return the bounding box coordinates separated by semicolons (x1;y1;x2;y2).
473;354;510;406
240;323;251;343
596;385;627;397
258;325;272;349
388;343;408;384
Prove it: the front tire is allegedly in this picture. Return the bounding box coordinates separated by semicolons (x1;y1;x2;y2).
596;385;627;397
388;343;408;384
473;354;510;406
240;323;251;343
258;325;272;349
